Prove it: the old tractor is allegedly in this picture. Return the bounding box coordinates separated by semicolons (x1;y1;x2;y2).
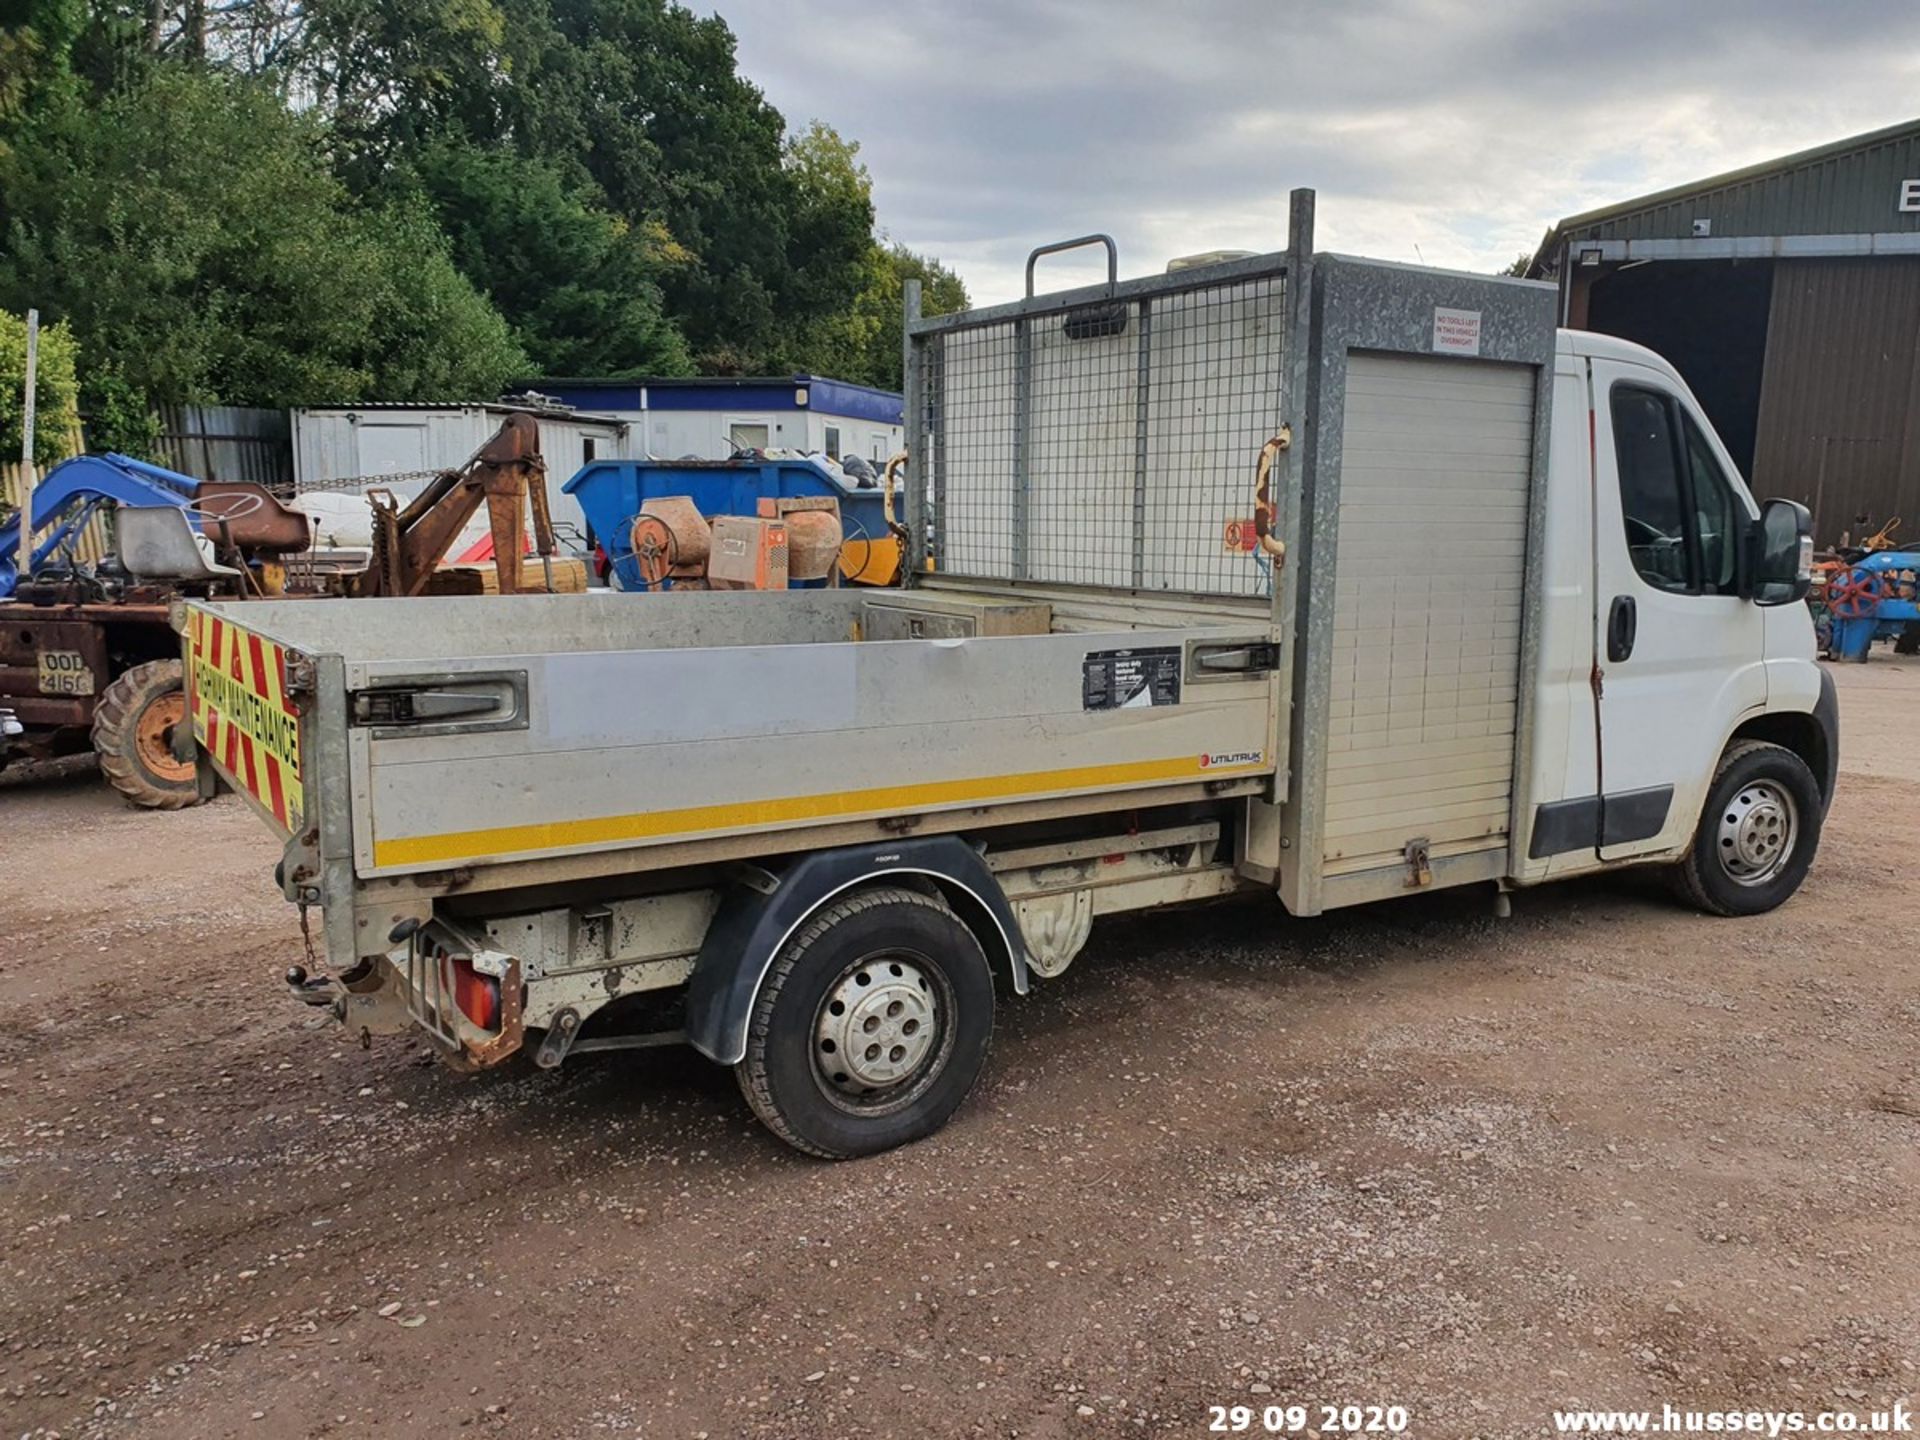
1;414;560;806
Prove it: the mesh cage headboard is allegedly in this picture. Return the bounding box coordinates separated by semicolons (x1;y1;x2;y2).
904;243;1302;598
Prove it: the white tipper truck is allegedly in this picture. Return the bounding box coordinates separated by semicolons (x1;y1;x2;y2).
180;192;1834;1158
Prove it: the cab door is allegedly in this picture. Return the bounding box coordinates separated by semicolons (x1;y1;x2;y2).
1589;358;1766;860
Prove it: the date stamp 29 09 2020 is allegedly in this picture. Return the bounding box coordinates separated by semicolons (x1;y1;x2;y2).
1208;1402;1412;1434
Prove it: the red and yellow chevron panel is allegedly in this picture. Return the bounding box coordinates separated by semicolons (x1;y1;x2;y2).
186;609;305;833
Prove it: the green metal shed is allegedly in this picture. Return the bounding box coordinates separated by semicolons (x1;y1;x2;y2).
1529;118;1920;547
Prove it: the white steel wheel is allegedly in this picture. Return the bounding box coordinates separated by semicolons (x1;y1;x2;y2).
736;885;994;1159
812;952;954;1113
1715;778;1798;887
1676;740;1822;917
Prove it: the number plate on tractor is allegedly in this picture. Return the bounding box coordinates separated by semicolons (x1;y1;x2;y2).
37;651;95;695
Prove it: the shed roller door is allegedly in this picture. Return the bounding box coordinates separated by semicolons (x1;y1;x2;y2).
1323;354;1533;876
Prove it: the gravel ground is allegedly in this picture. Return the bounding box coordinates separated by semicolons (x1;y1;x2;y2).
2;659;1917;1440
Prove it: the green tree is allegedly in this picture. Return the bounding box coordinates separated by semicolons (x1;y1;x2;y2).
857;243;968;391
357;197;532;399
507;0;800;373
213;0;508;170
81;357;161;458
409;141;692;377
771;122;880;375
324;0;879;377
798;240;971;391
0;0;85;138
303;0;509;190
0;310;82;464
3;0;969;409
0;66;525;408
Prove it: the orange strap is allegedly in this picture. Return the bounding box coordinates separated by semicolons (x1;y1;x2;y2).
1252;428;1291;561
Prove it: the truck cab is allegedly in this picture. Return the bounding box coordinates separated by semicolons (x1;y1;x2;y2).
1520;331;1833;908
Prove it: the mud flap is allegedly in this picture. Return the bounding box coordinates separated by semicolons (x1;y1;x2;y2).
684;834;1028;1066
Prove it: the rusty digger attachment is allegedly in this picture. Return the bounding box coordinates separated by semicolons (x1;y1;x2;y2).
354;412;558;598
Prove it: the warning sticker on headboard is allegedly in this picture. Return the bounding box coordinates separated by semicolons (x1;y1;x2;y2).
1432;306;1482;356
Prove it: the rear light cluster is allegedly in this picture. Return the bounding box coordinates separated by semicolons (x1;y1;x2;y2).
447;954;500;1030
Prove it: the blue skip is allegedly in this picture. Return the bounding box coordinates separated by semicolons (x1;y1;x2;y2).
562;457;901;591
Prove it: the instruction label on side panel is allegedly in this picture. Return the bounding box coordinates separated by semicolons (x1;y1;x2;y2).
1083;647;1182;711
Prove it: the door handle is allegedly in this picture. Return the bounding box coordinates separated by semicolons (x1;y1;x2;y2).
1606;595;1637;663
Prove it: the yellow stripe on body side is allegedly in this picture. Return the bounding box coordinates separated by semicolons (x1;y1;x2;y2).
372;754;1268;869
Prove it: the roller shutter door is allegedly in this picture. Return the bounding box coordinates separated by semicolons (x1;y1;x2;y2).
1323;354;1533;876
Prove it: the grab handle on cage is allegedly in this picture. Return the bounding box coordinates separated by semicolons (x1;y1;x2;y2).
1026;234;1118;297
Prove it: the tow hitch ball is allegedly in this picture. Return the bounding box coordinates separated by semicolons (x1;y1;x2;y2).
285;964;338;1009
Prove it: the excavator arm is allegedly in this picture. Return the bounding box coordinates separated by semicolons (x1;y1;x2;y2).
355;412;555;598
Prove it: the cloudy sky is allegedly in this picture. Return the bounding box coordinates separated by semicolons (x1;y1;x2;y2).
701;0;1920;304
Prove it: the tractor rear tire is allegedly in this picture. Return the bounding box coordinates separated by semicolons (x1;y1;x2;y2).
92;659;201;810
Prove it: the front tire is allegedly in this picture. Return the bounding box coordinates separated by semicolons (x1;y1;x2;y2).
91;659;200;810
1675;740;1822;917
736;885;995;1159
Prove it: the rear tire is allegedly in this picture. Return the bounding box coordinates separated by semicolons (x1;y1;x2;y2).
91;659;200;810
736;885;994;1159
1674;740;1822;917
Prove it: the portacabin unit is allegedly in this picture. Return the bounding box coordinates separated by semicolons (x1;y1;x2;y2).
530;375;906;467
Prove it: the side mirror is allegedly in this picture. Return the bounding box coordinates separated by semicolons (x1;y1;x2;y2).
1750;498;1813;606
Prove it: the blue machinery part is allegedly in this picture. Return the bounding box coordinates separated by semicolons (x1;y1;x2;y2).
1826;549;1920;662
563;457;899;591
0;452;204;598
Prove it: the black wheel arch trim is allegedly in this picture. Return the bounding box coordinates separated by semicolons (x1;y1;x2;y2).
685;834;1029;1066
1812;666;1840;812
